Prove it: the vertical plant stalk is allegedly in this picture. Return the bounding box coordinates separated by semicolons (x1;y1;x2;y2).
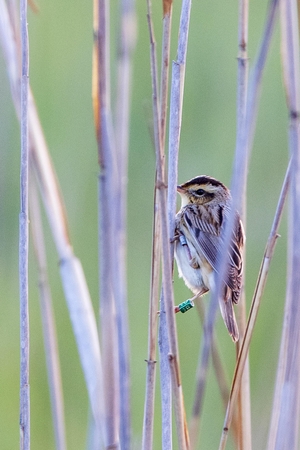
114;1;136;448
188;1;248;447
146;0;190;448
95;0;120;447
142;189;161;450
189;303;240;450
144;3;172;448
195;1;280;443
160;0;173;152
167;0;192;307
1;1;104;439
143;3;173;430
267;2;300;448
159;296;173;450
143;5;173;429
235;1;251;449
166;0;192;447
19;0;30;448
158;2;173;449
29;179;67;450
219;162;291;450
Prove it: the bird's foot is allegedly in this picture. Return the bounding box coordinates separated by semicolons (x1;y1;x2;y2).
170;232;180;243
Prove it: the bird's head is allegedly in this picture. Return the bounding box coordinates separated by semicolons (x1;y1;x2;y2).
177;175;230;207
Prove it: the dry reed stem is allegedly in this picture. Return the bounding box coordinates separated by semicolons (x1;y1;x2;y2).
142;2;172;445
157;4;173;449
94;0;136;446
160;2;172;154
29;179;67;450
195;2;280;445
159;296;173;450
235;0;251;448
93;0;100;139
95;0;120;447
146;0;190;448
166;0;192;448
219;161;291;450
19;0;30;448
142;187;161;450
267;1;300;448
114;1;136;448
0;0;103;439
145;3;173;448
189;3;251;448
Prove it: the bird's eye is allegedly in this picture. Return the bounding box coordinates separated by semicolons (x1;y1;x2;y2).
195;188;205;196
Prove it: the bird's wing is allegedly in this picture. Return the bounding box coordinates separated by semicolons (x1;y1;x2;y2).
183;206;244;299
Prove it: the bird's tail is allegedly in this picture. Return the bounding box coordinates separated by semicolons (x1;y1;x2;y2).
219;289;239;342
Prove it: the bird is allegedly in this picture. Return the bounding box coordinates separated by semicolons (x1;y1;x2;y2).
174;175;245;342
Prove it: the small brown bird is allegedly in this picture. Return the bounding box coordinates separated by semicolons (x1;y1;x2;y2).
174;175;245;342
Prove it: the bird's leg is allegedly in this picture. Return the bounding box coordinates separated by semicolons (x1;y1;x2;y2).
175;288;209;314
170;230;181;243
190;288;209;301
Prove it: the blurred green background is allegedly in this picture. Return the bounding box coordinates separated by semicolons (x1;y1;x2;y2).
0;0;289;449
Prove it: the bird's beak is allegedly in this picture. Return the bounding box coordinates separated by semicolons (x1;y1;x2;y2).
177;185;185;194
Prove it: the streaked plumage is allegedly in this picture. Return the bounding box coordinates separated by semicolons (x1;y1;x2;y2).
174;175;244;342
